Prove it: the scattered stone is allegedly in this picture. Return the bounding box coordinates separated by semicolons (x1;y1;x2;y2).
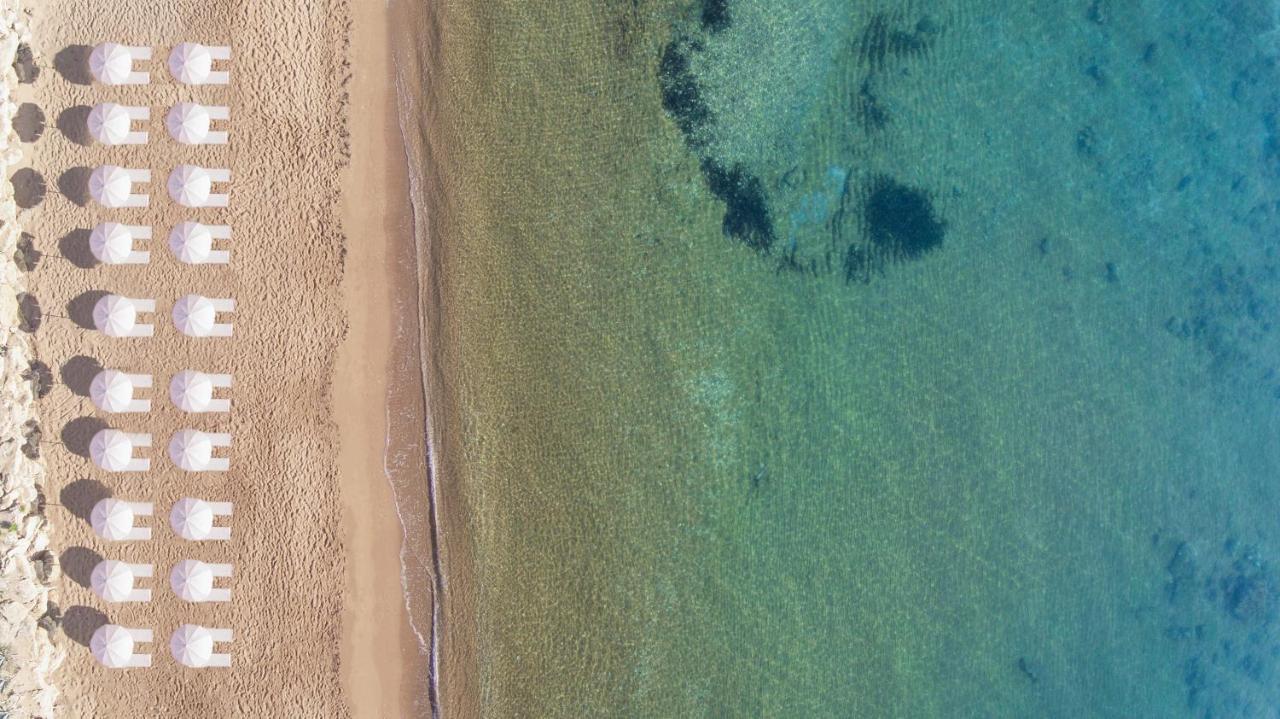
1016;656;1041;683
30;550;55;584
1076;126;1097;157
37;602;61;635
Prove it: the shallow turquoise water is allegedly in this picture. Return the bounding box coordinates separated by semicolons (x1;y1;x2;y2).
432;1;1280;715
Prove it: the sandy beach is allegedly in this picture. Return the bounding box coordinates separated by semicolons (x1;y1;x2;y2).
7;0;437;715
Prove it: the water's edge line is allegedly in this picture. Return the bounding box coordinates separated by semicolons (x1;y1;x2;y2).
385;12;445;717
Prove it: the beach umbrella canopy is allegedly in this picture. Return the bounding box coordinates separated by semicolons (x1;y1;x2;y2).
166;102;211;144
87;103;131;144
169;370;214;412
168;222;213;264
90;560;137;602
91;625;135;668
89;223;134;264
89;165;135;207
90;429;134;472
169;429;213;471
170;624;214;667
172;295;216;336
170;498;214;540
90;498;135;541
89;370;136;413
167;165;212;207
93;295;139;337
89;43;133;85
170;560;214;601
168;43;213;84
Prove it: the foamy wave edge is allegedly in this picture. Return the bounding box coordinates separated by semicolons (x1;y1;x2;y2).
0;5;63;718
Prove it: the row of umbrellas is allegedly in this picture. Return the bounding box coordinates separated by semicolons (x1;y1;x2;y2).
86;42;238;672
92;497;232;542
93;293;235;338
92;221;231;265
92;369;232;414
89;102;229;146
89;164;231;208
90;428;231;473
90;42;231;86
92;624;232;669
91;559;233;603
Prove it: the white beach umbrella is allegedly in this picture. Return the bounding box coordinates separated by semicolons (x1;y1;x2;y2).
89;370;136;413
89;223;134;264
170;498;214;540
93;295;138;337
168;222;213;263
89;43;133;85
89;165;134;207
170;560;214;601
90;429;134;472
168;43;213;84
172;295;216;336
170;624;214;667
90;498;135;541
167;165;212;207
87;103;131;144
166;102;211;144
90;625;135;668
90;560;138;602
169;429;212;470
170;370;213;412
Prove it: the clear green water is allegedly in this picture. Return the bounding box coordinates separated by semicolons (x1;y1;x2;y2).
431;1;1280;715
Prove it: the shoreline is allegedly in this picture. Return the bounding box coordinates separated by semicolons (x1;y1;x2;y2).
334;0;432;716
386;0;482;714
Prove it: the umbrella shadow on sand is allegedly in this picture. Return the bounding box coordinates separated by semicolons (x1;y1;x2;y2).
57;166;91;207
67;290;108;330
61;355;103;396
53;45;92;85
60;478;112;523
60;416;107;458
59;547;102;590
11;167;46;209
62;606;109;647
59;229;97;268
14;102;44;142
56;106;91;146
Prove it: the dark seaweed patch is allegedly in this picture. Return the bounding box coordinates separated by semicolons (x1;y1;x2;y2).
659;34;776;251
856;78;889;132
658;12;944;282
658;37;711;151
858;13;940;71
700;159;775;252
701;0;731;33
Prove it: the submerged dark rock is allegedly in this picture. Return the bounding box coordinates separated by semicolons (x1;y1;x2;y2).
843;177;945;282
863;177;945;262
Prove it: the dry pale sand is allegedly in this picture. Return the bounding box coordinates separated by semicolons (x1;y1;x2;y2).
16;0;435;715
